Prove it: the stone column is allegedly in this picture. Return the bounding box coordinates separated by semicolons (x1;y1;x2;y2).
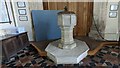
58;13;77;49
45;7;89;64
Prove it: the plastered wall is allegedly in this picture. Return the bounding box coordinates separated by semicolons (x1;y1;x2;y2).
118;1;120;37
104;2;119;40
10;0;43;41
11;0;33;41
89;1;119;41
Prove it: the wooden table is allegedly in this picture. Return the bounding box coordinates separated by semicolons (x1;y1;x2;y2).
30;37;118;56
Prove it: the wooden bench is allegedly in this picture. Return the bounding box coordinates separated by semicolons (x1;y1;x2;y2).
1;32;29;61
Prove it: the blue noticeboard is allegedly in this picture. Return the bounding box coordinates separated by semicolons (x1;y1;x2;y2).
32;10;62;41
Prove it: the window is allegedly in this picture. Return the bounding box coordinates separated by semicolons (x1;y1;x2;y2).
0;0;11;23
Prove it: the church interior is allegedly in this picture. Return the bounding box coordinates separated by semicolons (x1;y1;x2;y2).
0;0;119;67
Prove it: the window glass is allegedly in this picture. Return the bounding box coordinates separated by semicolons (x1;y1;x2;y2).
0;0;10;23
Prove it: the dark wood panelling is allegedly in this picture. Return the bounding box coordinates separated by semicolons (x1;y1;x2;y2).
1;32;29;61
43;2;93;36
43;2;48;10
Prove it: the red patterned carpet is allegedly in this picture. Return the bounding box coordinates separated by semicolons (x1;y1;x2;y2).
1;44;120;67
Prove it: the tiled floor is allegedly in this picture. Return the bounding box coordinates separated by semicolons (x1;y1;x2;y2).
1;44;120;67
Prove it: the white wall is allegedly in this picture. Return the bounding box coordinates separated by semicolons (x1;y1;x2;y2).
89;1;119;41
104;2;119;40
118;1;120;37
10;0;44;41
11;0;33;41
